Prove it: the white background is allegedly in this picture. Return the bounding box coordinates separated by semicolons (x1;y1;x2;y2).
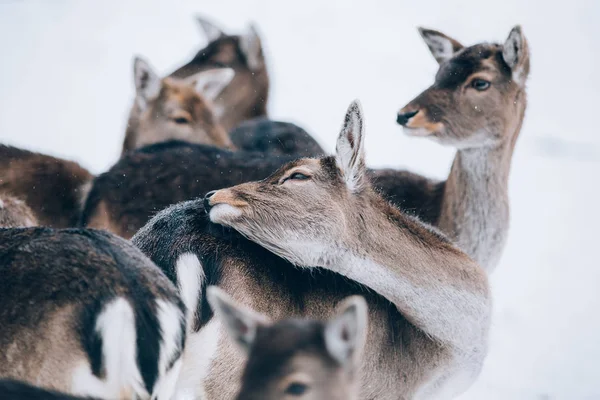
1;1;599;398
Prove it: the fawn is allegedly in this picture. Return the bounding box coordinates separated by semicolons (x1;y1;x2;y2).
0;228;186;400
0;194;38;227
0;145;92;228
170;16;269;132
132;101;491;399
208;287;367;400
121;56;235;155
375;25;530;272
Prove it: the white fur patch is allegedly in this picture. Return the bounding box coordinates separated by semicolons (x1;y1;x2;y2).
209;204;243;223
175;253;205;332
419;30;456;63
189;68;235;101
72;297;146;399
403;127;433;137
335;100;365;193
239;24;262;70
173;319;222;399
154;300;185;399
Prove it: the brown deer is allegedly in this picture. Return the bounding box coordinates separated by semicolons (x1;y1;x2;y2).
0;194;38;227
170;16;269;132
121;56;235;155
0;145;92;228
207;287;367;400
377;25;530;272
0;228;186;400
132;101;491;399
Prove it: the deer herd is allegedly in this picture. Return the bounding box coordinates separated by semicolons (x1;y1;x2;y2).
0;16;530;400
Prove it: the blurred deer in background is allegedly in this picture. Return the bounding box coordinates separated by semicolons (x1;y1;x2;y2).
0;194;38;228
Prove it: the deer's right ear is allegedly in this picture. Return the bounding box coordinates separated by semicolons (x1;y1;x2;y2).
188;68;235;101
336;100;366;193
196;16;224;43
325;296;368;367
502;25;530;86
133;56;161;108
207;286;270;353
418;27;464;64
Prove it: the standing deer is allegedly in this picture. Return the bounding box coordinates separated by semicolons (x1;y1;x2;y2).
375;25;529;272
208;287;368;400
132;101;491;399
0;194;38;227
170;16;269;132
0;145;92;228
0;228;186;400
121;56;236;155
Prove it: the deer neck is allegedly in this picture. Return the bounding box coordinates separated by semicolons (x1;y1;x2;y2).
438;129;519;272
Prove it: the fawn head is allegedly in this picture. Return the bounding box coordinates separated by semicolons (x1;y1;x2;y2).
122;56;235;154
204;101;370;267
397;26;530;149
207;287;367;400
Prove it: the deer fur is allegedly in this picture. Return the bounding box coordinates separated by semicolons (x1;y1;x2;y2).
208;287;367;400
170;16;269;132
0;145;92;228
382;25;530;272
0;379;99;400
0;228;186;400
132;101;491;399
0;194;38;227
121;56;235;155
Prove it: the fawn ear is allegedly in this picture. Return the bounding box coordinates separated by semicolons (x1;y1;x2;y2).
196;15;224;43
133;56;161;109
187;68;235;101
502;25;530;86
335;100;367;193
207;286;270;353
239;23;264;71
324;296;368;367
417;27;464;64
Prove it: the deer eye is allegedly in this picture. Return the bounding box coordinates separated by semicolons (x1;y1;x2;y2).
172;117;191;124
289;172;310;180
285;382;308;396
471;79;491;91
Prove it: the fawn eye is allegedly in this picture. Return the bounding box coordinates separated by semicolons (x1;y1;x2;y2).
285;382;308;396
172;117;191;124
289;172;310;180
471;79;491;91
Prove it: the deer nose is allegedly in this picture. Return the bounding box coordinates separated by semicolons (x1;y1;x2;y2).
204;190;217;213
396;110;419;126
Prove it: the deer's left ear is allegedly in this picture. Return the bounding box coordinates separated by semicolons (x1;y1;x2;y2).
239;24;264;71
502;25;530;86
336;100;366;193
418;27;464;65
325;296;368;367
188;68;235;101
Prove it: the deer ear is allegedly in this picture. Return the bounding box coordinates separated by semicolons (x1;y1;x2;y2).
335;100;366;193
239;24;264;71
417;27;464;64
207;286;270;353
502;25;530;86
324;296;368;367
196;16;224;43
188;68;235;101
133;56;161;109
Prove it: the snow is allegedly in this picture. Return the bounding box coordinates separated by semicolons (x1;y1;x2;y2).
1;1;599;398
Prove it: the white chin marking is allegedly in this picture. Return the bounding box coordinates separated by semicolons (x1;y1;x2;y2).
403;127;432;137
209;204;242;223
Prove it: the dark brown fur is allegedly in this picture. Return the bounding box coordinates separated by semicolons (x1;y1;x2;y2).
0;145;92;228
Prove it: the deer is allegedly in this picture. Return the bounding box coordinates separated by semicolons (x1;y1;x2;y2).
0;228;187;400
207;287;368;400
373;25;530;272
132;101;491;400
170;16;270;133
0;379;99;400
121;56;236;155
0;194;38;227
0;144;93;228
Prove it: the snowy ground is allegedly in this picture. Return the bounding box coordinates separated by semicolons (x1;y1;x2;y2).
1;1;599;399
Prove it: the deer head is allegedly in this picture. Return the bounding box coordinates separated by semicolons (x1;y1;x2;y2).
170;16;269;131
122;56;235;155
203;101;372;267
397;26;530;149
207;287;367;400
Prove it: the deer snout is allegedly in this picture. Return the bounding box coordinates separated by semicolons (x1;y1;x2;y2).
396;110;419;126
203;190;217;213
